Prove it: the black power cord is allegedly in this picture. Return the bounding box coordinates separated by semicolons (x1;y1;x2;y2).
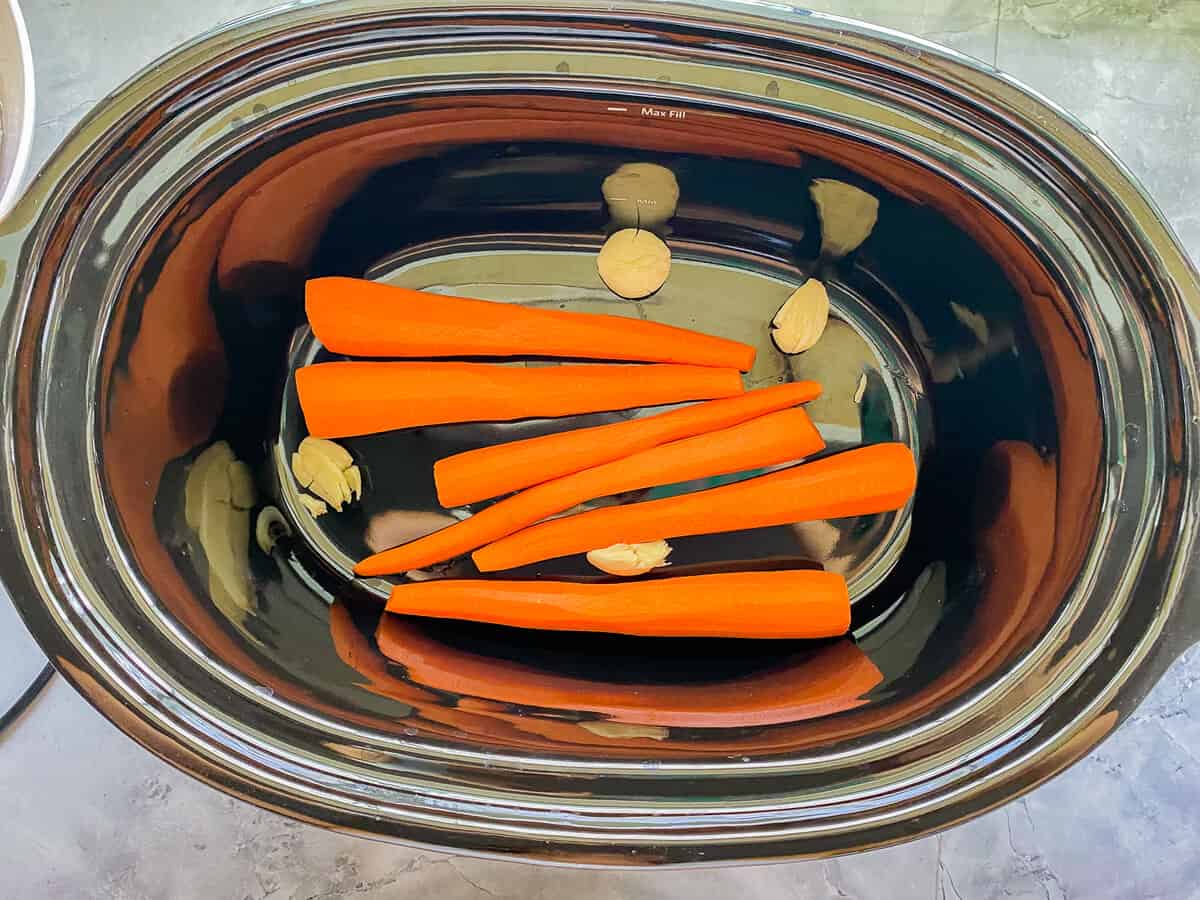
0;664;54;735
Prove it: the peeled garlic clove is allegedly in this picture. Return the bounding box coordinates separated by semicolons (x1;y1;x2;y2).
291;451;315;486
185;442;235;528
299;435;354;471
344;465;362;502
771;278;830;354
597;228;671;299
586;539;672;576
184;441;255;616
297;494;328;518
292;449;349;510
602;162;680;229
293;437;361;511
810;178;879;259
205;501;254;615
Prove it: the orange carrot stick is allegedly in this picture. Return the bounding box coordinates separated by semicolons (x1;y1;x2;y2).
306;276;757;371
296;361;744;439
356;406;824;575
384;570;850;638
375;615;882;727
473;443;916;572
434;381;820;507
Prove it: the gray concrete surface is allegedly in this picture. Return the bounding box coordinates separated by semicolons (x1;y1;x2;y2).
2;1;1199;897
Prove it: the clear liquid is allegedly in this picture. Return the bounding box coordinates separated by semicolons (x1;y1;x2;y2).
197;139;1056;705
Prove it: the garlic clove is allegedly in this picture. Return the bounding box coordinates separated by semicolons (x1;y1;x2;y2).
297;494;328;519
810;178;879;259
602;162;680;230
597;228;671;299
300;435;354;471
292;436;361;511
293;448;350;510
586;539;672;576
186;442;235;528
183;441;255;615
291;451;315;487
771;278;830;354
344;465;363;502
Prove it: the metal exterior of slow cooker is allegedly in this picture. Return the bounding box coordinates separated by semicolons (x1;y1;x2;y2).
1;0;1198;863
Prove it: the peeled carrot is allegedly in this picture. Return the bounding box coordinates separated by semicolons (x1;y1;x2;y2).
356;406;824;575
306;276;757;371
385;570;851;638
375;615;883;727
434;381;821;507
296;361;744;439
473;442;916;572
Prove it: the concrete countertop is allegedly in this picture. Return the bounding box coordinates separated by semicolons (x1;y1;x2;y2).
2;2;1198;897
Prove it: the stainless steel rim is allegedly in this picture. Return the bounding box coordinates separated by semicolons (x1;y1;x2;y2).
1;0;1197;864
